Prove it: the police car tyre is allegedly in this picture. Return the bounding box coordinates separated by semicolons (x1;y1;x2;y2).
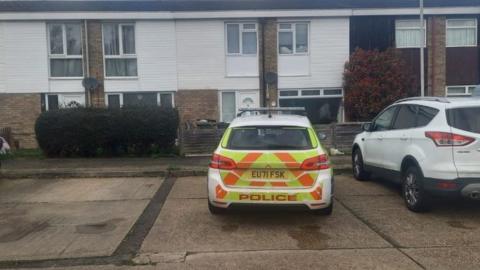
312;201;333;216
208;200;228;215
352;148;370;181
402;166;431;213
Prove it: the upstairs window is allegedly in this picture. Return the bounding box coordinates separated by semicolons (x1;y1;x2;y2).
47;23;83;77
103;23;138;77
395;20;426;48
446;19;477;47
278;22;309;55
226;23;258;55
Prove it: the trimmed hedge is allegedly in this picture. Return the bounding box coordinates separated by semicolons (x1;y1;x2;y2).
35;107;179;157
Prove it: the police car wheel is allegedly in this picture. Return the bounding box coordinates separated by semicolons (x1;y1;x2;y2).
312;201;333;216
208;200;228;215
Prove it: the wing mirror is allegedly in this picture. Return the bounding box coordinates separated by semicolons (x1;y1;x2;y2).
362;122;373;132
317;132;327;140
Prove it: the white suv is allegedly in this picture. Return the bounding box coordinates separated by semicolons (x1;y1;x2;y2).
352;97;480;212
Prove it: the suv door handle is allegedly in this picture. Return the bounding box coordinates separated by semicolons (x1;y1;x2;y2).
400;138;408;141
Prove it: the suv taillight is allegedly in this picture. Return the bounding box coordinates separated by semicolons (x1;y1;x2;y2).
209;154;237;170
425;131;475;147
300;154;330;170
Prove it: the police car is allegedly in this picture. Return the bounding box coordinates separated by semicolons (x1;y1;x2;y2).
207;108;334;215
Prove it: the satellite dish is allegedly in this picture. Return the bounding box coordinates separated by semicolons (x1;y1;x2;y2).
265;72;277;85
82;77;99;92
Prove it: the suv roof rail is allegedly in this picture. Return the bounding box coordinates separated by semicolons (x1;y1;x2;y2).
395;97;450;104
237;107;306;117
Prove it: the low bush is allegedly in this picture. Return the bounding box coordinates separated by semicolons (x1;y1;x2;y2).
35;107;179;157
343;48;417;121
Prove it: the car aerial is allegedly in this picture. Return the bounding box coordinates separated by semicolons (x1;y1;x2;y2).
352;95;480;212
207;108;334;215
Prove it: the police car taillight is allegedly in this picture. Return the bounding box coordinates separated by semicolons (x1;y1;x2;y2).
300;154;330;170
209;154;237;170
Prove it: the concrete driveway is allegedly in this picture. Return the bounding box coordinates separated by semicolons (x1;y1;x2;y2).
1;174;480;269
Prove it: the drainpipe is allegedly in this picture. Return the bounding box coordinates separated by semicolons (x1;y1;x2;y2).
84;19;90;107
259;18;267;107
420;0;425;97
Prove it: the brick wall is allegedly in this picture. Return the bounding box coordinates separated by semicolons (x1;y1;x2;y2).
176;90;219;125
87;20;105;107
427;16;447;97
0;93;41;149
260;18;278;106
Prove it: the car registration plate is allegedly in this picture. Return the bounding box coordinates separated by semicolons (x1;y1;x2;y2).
250;170;287;179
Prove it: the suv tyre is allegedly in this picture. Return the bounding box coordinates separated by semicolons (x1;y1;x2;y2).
402;166;431;212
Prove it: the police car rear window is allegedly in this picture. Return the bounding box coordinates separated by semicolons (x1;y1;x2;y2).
227;126;313;150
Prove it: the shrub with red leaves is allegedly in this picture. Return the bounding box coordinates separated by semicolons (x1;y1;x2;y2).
343;48;417;121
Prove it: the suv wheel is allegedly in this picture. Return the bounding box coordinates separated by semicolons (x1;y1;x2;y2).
352;148;370;181
208;200;228;215
402;166;431;212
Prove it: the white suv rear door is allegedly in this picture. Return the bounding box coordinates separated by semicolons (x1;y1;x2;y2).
447;106;480;178
382;105;417;171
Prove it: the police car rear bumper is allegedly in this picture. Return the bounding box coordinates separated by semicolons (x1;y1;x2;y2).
207;169;333;210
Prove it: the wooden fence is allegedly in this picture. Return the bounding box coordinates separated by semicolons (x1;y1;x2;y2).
179;122;363;156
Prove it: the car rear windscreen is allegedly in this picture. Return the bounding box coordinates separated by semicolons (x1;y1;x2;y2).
447;107;480;134
227;126;313;150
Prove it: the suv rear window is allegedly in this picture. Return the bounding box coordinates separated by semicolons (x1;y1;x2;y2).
447;107;480;134
227;126;313;150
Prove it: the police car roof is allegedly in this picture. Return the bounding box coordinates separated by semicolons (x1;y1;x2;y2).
229;114;312;128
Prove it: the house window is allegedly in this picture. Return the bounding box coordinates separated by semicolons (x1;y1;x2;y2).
103;23;138;77
106;92;174;108
221;92;236;123
47;95;59;110
446;19;477;47
278;22;309;54
446;85;476;97
107;94;122;108
279;88;344;124
45;93;85;110
47;23;83;77
395;20;426;48
226;23;257;55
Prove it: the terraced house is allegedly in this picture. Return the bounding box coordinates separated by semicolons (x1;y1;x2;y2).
0;0;479;148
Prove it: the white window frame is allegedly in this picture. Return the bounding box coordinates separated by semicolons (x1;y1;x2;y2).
278;88;344;99
45;93;86;110
225;22;258;56
47;23;84;79
105;92;175;108
395;19;427;49
219;91;236;123
446;18;478;48
278;22;310;55
102;23;138;78
446;85;477;97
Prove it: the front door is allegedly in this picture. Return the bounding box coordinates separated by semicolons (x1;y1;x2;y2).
237;91;260;116
237;91;259;111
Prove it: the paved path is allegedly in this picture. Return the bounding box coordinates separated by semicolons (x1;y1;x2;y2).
0;156;351;179
1;174;480;269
